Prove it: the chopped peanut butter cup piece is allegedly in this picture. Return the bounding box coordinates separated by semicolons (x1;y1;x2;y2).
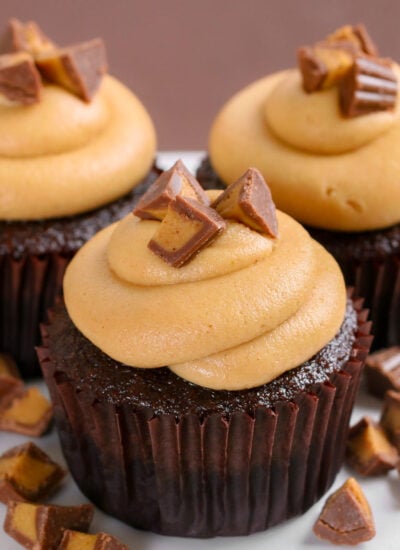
0;387;53;436
298;24;379;93
59;530;129;550
340;56;397;117
298;44;354;92
36;38;107;102
0;442;66;503
0;18;55;56
149;195;226;267
313;478;375;545
134;159;209;220
364;346;400;398
4;501;94;550
326;23;378;56
380;390;400;451
0;353;22;402
0;52;42;105
346;416;399;475
211;167;278;237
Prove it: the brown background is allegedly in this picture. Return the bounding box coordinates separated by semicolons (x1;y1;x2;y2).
2;0;400;149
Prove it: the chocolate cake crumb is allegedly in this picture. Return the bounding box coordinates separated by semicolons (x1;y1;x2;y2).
45;300;357;417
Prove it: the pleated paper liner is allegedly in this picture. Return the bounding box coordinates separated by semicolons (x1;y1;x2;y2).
0;252;72;378
0;166;161;378
38;293;372;538
337;255;400;350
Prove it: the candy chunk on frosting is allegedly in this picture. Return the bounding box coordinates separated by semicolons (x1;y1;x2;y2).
209;67;400;231
108;215;274;285
64;209;346;390
265;69;400;154
0;75;156;220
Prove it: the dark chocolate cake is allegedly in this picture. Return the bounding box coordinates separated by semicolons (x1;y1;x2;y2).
44;300;357;415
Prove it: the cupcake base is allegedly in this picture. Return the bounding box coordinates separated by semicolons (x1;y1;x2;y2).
0;166;160;377
38;294;372;537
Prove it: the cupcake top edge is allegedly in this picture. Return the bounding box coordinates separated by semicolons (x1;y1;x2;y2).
0;18;156;221
209;23;400;232
63;163;347;391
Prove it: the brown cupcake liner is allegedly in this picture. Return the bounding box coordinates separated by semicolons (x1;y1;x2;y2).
0;252;72;378
334;255;399;350
38;294;372;537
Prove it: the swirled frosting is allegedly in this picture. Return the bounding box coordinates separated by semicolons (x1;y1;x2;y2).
209;65;400;231
64;202;346;390
0;75;156;220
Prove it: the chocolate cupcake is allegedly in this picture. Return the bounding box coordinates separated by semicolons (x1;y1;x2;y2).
200;24;400;349
38;165;372;537
0;19;157;376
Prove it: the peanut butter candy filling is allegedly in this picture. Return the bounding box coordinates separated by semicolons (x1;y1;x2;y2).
313;478;376;545
0;442;65;503
4;501;94;550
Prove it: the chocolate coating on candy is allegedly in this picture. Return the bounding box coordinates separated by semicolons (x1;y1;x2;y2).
0;52;42;104
0;18;55;56
0;19;108;103
298;44;354;93
149;195;226;267
352;23;379;56
340;56;398;117
0;442;66;503
380;390;400;451
326;24;378;56
134;159;209;220
4;501;94;550
364;346;400;398
313;478;376;545
59;530;129;550
212;167;278;237
346;416;399;475
36;38;107;102
0;387;53;436
298;24;378;93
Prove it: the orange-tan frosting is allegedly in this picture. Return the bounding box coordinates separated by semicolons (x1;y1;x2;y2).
0;75;156;220
209;65;400;231
64;202;346;390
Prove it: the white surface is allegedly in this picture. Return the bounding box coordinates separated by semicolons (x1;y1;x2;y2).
0;151;399;549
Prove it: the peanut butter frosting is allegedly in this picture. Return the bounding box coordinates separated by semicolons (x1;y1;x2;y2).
64;204;346;390
209;65;400;232
0;75;156;220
